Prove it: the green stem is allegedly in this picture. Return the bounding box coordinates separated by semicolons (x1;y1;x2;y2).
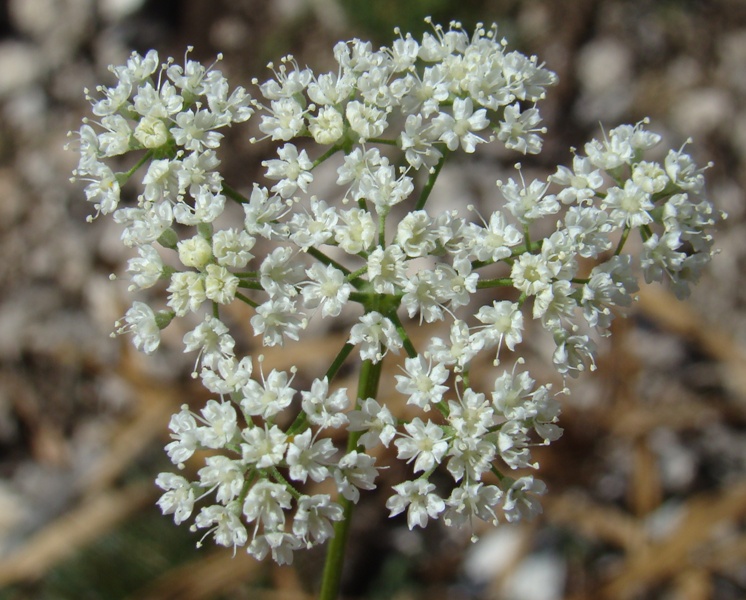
222;182;250;205
614;224;631;255
366;137;399;146
268;466;302;500
476;278;514;289
235;291;258;308
318;358;383;600
523;225;533;253
118;150;153;183
387;310;417;358
307;246;353;276
328;343;356;383
312;145;342;170
414;149;448;211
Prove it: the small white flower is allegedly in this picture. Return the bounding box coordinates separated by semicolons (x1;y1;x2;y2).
126;245;163;290
347;397;397;449
550;155;604;205
510;252;557;296
201;356;254;396
174;186;226;225
247;530;299;566
502;475;547;523
116;301;161;354
427;319;483;371
260;246;305;298
194;504;247;550
345;100;387;140
395;356;449;411
167;271;206;315
664;147;706;193
444;483;501;531
497;104;545;154
335;207;376;254
499;171;558;224
386;479;445;529
259;97;306;141
473;300;524;360
432;97;489;152
367;244;408;294
289;198;338;249
251;296;306;347
334;451;379;503
177;235;213;269
400;113;441;170
436;257;479;310
293;494;344;547
603;181;654;228
198;455;244;503
301;377;350;429
465;211;522;263
632;160;669;194
396;210;438;257
183;314;235;372
262;143;314;198
308;106;345;144
448;387;495;438
204;264;240;304
498;420;535;469
243;185;290;239
308;71;355;105
134;115;169;148
348;312;402;363
133;80;183;118
165;405;200;466
156;473;195;525
552;330;597;376
241;424;288;469
197;399;238;449
212;229;255;268
172;109;224;152
240;366;296;419
286;430;336;484
82;162;121;215
395;418;450;473
302;263;352;318
641;231;686;284
401;270;446;324
242;480;292;530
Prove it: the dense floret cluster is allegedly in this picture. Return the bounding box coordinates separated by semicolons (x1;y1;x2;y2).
71;20;718;565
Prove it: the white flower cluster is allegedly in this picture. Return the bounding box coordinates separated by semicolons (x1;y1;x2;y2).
72;21;719;565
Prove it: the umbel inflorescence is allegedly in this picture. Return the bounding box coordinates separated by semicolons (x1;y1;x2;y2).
71;20;718;566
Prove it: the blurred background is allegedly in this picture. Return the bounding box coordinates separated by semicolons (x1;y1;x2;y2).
0;0;745;598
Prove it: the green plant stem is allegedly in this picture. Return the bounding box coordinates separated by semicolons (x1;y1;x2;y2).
222;182;250;204
318;358;383;600
118;149;153;183
614;224;631;255
307;246;352;276
414;149;448;211
235;291;258;308
523;225;533;253
387;310;417;358
312;145;342;169
476;277;514;289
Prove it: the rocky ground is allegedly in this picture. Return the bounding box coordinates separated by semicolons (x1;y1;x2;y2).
0;1;745;599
